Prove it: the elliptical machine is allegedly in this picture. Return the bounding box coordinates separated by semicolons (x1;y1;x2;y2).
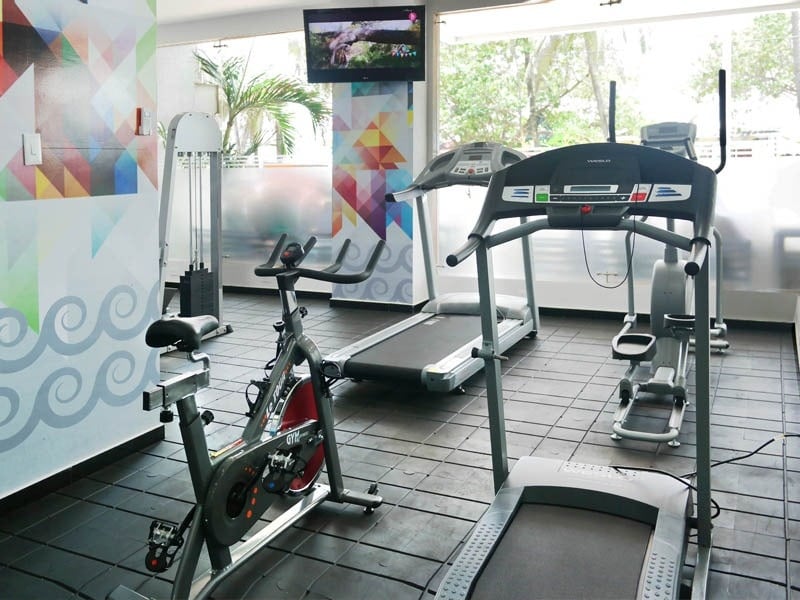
610;74;727;447
108;236;385;600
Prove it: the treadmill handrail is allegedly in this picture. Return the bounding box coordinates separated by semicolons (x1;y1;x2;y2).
489;217;692;252
446;234;483;267
386;186;424;203
387;141;523;204
685;236;711;276
448;214;698;269
387;178;492;204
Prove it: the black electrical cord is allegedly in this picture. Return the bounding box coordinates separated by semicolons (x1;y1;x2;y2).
610;434;800;525
580;211;638;290
681;433;800;479
609;465;721;520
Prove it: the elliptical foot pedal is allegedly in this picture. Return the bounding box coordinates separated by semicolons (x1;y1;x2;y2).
611;333;656;362
664;313;695;332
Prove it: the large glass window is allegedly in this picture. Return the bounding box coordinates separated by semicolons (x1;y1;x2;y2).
157;33;335;284
436;9;800;310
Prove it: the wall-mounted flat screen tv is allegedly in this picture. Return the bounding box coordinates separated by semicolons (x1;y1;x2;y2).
303;5;425;83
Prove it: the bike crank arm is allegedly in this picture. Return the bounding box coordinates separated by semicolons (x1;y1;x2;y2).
203;419;322;546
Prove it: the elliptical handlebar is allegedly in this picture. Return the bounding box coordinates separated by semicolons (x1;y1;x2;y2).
255;238;386;284
714;69;727;174
607;80;617;143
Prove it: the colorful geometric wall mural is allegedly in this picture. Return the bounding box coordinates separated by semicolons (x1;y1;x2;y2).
0;0;159;499
0;0;157;330
0;0;158;201
331;81;416;304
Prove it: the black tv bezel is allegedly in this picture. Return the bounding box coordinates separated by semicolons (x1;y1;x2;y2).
303;5;426;84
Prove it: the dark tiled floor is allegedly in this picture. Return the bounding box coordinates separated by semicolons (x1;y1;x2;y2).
1;292;799;599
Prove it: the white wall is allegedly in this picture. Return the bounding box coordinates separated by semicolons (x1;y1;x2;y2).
0;0;160;498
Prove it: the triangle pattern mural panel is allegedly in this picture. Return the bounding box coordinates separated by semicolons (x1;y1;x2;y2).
331;81;416;304
0;0;157;201
332;82;414;240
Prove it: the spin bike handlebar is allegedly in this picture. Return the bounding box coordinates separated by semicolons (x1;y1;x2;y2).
255;237;386;284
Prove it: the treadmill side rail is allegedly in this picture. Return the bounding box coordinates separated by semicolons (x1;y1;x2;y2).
435;488;520;600
434;457;692;600
422;316;532;391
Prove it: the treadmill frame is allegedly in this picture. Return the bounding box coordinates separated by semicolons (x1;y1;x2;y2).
438;143;714;599
324;143;540;392
435;457;692;600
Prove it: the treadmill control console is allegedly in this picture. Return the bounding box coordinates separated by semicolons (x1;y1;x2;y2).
425;142;525;187
463;143;716;232
387;142;527;202
502;182;693;205
450;158;492;176
447;148;500;177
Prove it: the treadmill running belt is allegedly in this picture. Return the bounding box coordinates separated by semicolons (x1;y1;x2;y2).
471;504;651;600
344;314;483;381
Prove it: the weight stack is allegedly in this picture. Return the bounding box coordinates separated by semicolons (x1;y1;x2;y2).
179;264;219;319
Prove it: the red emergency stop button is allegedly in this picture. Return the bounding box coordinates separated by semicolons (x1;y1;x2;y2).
580;204;592;214
630;192;647;202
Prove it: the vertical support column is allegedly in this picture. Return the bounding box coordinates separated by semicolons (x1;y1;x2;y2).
692;255;712;598
416;194;439;301
475;243;508;492
208;150;224;324
519;216;540;332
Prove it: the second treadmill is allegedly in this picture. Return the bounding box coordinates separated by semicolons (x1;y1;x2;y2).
323;142;538;392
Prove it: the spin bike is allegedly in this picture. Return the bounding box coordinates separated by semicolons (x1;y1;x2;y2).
109;236;385;600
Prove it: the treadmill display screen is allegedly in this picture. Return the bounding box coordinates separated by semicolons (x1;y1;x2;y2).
552;156;640;187
566;185;615;193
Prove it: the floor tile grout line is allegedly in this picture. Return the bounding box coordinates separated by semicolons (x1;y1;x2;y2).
782;368;793;599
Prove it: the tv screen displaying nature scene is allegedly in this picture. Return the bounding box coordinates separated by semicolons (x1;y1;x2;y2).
304;6;425;83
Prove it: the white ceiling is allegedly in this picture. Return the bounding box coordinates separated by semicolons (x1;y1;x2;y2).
156;0;800;28
157;0;312;25
443;0;800;42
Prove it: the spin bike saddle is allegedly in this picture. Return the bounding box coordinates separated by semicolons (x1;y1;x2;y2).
145;315;219;352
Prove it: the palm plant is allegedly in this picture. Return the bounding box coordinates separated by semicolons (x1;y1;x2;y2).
195;51;330;156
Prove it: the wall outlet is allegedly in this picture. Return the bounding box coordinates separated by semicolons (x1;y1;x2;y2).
138;109;153;136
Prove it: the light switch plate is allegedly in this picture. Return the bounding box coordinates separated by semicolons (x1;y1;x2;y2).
23;132;42;166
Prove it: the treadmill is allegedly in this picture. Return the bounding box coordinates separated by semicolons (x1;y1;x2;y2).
437;141;716;599
324;142;538;393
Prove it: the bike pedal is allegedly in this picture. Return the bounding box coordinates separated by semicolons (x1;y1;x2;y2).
145;520;183;573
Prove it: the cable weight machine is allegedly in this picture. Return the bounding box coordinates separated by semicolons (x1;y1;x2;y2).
159;112;231;338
